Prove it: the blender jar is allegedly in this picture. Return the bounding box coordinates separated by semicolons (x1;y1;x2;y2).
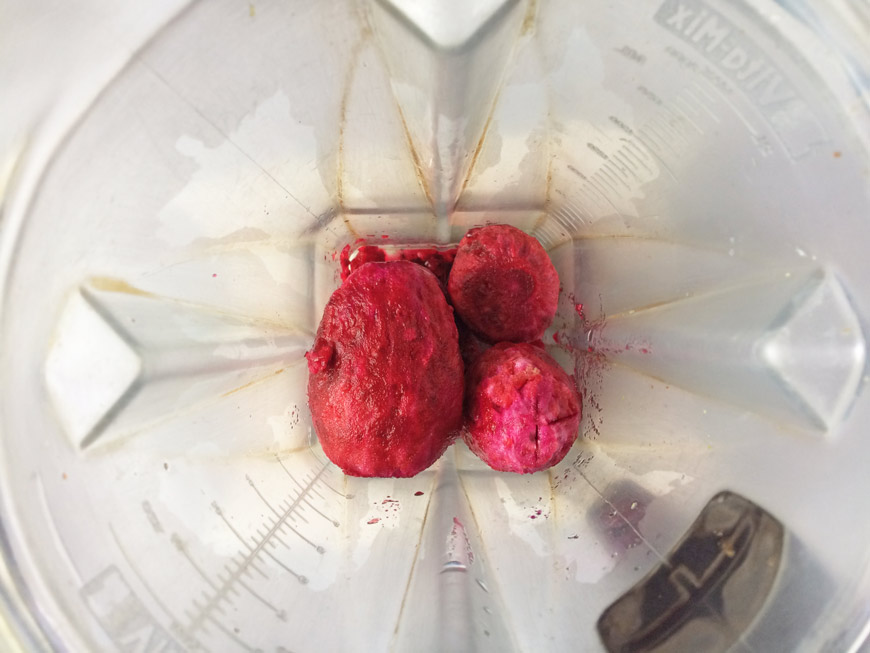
1;0;869;651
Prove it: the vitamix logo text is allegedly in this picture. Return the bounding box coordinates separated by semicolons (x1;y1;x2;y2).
654;0;826;157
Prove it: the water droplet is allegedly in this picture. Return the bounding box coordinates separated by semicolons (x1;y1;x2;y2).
476;579;490;593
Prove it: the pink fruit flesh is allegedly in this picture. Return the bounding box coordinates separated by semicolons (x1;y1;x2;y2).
464;342;581;474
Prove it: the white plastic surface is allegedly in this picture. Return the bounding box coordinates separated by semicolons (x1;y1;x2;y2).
1;0;870;651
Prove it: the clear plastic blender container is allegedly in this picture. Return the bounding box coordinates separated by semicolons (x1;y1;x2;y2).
1;0;870;651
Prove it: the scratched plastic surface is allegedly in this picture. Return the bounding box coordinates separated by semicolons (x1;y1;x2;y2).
1;0;870;651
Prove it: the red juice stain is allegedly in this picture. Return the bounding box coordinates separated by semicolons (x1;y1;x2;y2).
397;248;457;285
381;234;389;239
212;273;217;278
575;303;584;319
367;518;380;525
339;241;458;285
414;491;424;496
339;244;351;279
640;348;650;354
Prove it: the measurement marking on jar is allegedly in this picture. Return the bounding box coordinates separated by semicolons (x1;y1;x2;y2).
604;160;633;185
669;99;705;134
633;134;679;182
550;202;584;232
636;125;665;153
531;222;561;249
599;165;630;192
142;500;165;533
587;142;610;160
246;475;325;551
82;564;186;653
657;111;693;145
683;87;721;122
560;194;593;223
302;495;339;526
587;177;628;221
607;154;639;183
673;93;701;117
172;533;218;591
651;114;690;148
279;461;342;527
213;503;292;582
186;463;331;633
620;140;654;174
695;78;760;138
576;185;609;216
108;524;204;651
212;509;270;580
594;170;621;196
566;163;586;180
609;115;634;135
318;476;348;499
550;210;573;234
586;177;616;204
640;123;678;157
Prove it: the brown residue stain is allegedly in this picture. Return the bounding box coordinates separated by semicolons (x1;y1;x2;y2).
455;86;507;214
521;0;538;35
89;277;154;297
532;143;554;234
365;9;435;214
395;105;435;210
833;151;841;158
221;368;286;398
